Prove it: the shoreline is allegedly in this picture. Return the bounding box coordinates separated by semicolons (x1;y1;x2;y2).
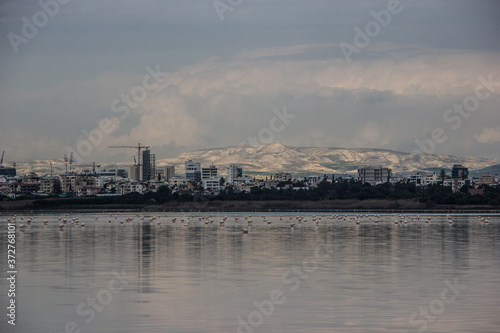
1;199;499;214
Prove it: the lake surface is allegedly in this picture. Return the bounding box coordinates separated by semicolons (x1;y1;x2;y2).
1;212;499;333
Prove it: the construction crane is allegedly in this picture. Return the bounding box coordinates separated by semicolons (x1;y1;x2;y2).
108;143;149;179
63;153;75;173
69;152;74;172
77;162;102;175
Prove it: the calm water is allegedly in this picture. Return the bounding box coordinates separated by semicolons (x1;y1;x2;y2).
1;212;500;333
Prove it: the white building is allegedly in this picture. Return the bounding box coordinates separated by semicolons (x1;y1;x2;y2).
118;183;145;195
227;164;242;185
202;177;220;191
407;173;426;185
169;177;188;187
77;186;101;197
425;173;440;185
231;175;254;186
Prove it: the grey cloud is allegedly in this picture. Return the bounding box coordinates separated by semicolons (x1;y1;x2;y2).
1;0;499;163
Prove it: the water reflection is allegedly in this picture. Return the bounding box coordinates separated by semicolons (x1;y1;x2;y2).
0;213;499;332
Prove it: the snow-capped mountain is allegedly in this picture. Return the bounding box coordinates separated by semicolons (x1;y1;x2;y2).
11;143;499;176
155;143;498;176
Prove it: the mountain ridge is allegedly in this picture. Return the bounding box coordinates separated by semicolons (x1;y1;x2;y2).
10;143;500;176
155;143;499;176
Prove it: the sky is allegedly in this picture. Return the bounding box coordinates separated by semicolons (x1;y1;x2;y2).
1;0;499;165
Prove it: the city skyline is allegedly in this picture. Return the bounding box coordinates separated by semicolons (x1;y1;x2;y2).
3;143;499;179
1;1;500;164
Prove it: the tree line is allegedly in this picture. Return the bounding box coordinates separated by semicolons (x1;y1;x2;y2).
14;179;500;209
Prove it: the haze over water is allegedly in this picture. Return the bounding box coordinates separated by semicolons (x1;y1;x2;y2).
1;212;500;332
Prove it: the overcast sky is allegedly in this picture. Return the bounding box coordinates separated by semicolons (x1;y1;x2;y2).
1;0;499;164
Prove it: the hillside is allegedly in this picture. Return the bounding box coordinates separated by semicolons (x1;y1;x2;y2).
10;143;499;176
155;143;498;176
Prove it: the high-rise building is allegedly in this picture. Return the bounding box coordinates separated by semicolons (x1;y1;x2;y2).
185;160;201;182
141;150;156;181
202;165;218;179
358;167;391;185
451;164;468;180
227;163;243;184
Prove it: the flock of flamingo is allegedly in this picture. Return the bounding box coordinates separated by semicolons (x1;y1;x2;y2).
4;212;492;233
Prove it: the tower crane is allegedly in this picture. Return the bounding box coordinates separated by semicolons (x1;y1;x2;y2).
64;154;68;173
77;162;102;174
108;143;150;180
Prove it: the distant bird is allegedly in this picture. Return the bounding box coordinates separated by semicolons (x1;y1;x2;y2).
241;228;248;234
